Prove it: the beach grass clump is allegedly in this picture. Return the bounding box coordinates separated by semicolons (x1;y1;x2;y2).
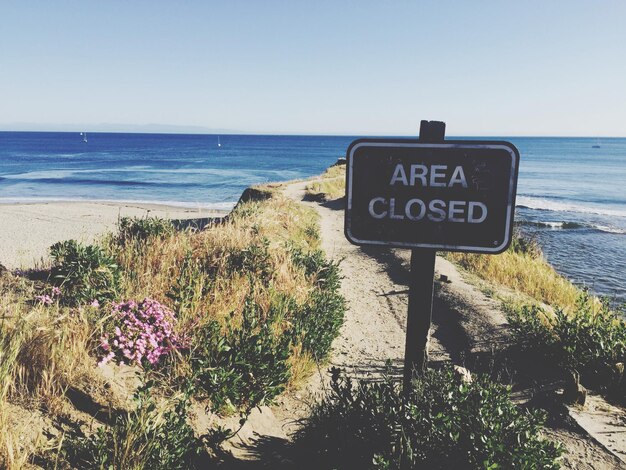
116;216;176;247
224;238;274;283
49;239;122;306
0;273;95;407
59;382;204;470
305;163;346;201
295;366;562;470
508;292;626;398
0;272;103;467
447;231;580;309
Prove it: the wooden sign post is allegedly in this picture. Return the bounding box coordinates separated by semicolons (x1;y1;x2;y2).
344;120;520;395
403;120;444;391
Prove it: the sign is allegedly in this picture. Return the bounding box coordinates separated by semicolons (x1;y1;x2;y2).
345;139;520;253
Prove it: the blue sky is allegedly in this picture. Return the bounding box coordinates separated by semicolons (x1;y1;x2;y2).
1;1;625;136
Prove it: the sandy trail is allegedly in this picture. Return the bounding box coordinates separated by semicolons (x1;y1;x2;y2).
221;180;624;469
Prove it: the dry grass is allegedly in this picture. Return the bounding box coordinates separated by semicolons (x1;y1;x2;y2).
0;274;103;468
305;163;346;201
113;193;320;320
447;246;581;311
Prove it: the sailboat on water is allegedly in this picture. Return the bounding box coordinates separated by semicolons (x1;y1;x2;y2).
592;138;600;149
217;136;221;148
80;132;88;143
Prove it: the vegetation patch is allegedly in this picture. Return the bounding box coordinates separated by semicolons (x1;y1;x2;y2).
508;293;626;400
99;298;186;367
49;239;122;306
59;383;204;470
191;292;292;413
447;230;581;310
0;187;348;467
296;366;562;470
305;163;346;201
116;216;175;247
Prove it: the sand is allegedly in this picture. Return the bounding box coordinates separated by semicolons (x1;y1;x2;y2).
0;201;227;270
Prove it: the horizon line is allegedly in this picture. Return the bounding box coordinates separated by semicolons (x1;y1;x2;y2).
0;129;624;139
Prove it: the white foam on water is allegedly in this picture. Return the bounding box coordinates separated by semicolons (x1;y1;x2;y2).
592;225;626;235
516;196;626;218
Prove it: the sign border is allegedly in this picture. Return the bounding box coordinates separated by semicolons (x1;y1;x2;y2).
344;139;520;254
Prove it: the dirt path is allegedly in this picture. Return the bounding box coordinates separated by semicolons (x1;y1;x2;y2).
221;180;625;469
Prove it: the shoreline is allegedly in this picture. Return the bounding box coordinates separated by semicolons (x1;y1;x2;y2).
0;200;229;270
0;198;236;211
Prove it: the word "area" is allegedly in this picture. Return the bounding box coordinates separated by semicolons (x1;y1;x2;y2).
367;163;487;223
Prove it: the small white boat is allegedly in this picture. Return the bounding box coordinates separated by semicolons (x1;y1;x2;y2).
80;132;88;143
217;136;221;148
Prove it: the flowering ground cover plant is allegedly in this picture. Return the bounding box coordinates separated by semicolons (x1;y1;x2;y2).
35;286;61;305
99;298;185;367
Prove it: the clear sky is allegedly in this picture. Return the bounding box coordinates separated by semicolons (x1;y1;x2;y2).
1;1;626;136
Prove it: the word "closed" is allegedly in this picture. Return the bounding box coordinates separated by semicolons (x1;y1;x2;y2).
368;198;487;223
367;163;486;224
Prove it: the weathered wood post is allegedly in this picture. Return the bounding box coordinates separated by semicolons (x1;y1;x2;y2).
402;120;445;394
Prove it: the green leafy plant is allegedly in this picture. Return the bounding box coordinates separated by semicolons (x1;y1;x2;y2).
295;367;562;470
49;240;121;306
291;290;345;361
289;247;345;360
117;216;175;246
291;247;342;291
509;292;626;397
225;239;273;282
509;228;541;258
191;294;291;413
60;381;203;469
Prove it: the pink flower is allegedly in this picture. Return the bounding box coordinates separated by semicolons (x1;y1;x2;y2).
35;294;53;306
90;299;100;308
97;298;184;367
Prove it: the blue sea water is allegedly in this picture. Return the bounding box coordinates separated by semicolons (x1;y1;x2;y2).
0;132;624;303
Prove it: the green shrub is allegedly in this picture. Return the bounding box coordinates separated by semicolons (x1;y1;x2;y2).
225;239;273;282
291;247;342;291
166;251;209;316
509;293;626;396
117;216;175;246
295;367;562;470
61;382;203;469
191;294;291;413
291;290;345;361
50;240;121;306
289;248;345;360
509;228;541;258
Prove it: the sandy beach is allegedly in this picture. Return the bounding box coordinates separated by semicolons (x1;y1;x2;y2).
0;201;227;270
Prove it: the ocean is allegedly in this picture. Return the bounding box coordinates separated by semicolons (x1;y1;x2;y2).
0;132;624;303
